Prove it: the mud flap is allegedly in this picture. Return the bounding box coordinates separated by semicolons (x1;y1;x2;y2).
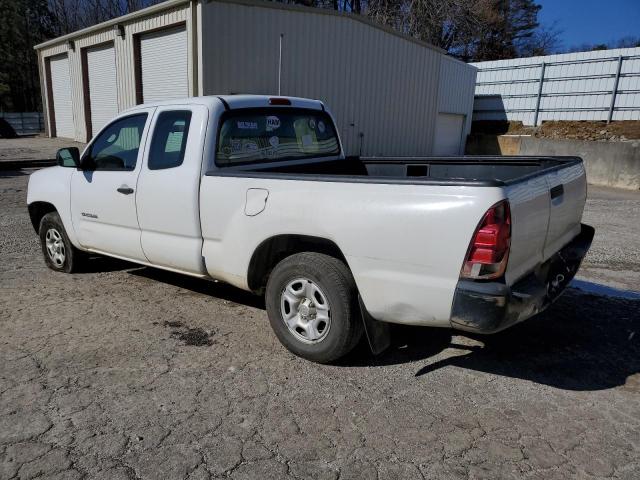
358;295;391;355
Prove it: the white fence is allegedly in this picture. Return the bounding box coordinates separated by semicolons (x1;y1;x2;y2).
472;47;640;125
0;112;45;135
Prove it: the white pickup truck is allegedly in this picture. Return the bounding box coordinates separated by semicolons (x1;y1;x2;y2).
27;95;594;363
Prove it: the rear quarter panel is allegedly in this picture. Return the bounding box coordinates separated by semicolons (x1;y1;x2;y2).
200;176;504;326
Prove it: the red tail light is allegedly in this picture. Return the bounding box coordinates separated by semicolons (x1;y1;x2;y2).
269;97;291;105
461;200;511;280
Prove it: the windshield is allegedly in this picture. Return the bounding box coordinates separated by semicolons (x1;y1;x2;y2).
216;108;340;166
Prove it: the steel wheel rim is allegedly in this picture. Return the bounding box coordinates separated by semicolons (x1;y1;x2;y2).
280;277;331;344
45;228;66;267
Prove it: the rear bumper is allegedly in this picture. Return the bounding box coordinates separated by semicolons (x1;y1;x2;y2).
450;223;595;334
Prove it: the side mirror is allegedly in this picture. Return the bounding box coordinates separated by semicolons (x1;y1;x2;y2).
56;147;80;168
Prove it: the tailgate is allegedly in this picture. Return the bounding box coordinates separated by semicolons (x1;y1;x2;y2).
543;163;587;259
503;160;587;285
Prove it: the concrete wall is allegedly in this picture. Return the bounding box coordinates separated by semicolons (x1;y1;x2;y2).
466;135;640;190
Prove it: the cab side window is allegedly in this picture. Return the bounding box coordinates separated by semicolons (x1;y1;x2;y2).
148;110;192;170
86;114;148;171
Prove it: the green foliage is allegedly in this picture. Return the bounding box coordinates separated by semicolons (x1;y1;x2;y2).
0;0;53;111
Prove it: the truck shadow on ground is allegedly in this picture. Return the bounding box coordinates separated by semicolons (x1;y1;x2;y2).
348;289;639;392
123;263;638;392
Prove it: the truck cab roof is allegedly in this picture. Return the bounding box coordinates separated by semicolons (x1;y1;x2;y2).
123;94;325;112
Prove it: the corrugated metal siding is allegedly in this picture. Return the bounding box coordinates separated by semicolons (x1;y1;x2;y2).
37;2;191;142
201;0;475;156
36;0;477;150
473;47;640;125
438;56;477;146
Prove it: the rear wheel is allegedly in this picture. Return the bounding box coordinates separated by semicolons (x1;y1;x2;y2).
39;212;85;273
265;252;363;363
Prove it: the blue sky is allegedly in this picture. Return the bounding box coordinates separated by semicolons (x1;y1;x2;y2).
537;0;640;50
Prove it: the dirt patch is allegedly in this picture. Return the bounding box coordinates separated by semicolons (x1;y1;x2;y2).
163;320;214;346
472;120;640;142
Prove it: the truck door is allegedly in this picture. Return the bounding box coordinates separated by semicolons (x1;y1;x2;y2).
70;110;154;261
135;105;209;275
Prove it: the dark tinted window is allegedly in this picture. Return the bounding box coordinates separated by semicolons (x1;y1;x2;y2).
87;114;147;171
216;108;340;167
148;111;192;170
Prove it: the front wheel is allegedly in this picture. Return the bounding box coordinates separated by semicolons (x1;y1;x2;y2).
39;212;85;273
265;252;363;363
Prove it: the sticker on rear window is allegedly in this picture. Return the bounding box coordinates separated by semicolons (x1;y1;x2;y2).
231;139;242;152
317;121;325;133
244;141;258;152
266;116;281;132
269;136;279;148
301;134;313;147
237;121;258;130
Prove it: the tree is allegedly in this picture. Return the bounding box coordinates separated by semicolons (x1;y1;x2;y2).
0;0;53;111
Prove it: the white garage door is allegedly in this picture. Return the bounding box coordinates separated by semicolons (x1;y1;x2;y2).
140;26;188;103
86;44;118;136
433;113;465;155
49;55;74;139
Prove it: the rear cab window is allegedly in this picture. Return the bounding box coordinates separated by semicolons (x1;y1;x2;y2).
216;108;340;167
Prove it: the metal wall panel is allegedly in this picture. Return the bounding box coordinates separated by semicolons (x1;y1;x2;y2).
438;56;477;150
35;0;477;151
200;0;475;156
473;47;640;125
36;1;191;142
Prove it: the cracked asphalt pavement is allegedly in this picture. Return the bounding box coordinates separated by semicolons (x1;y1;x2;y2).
1;169;639;479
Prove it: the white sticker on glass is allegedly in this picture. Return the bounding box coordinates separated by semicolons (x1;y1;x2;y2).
237;121;258;130
244;141;259;152
301;134;313;147
266;116;281;132
269;136;279;148
317;121;325;134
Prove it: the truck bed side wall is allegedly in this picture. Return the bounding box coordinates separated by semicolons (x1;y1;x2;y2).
199;176;504;326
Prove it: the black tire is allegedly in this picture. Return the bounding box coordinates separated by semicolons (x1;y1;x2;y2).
265;252;363;363
39;212;85;273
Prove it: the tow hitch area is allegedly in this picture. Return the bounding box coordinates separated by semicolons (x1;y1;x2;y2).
450;224;595;334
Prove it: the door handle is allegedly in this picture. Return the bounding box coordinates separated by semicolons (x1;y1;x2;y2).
117;186;134;195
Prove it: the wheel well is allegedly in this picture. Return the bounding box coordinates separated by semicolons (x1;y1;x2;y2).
28;202;57;233
247;235;348;294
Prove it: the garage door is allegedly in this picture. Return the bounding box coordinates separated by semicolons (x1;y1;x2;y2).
433;113;465;155
49;55;74;139
86;44;118;136
139;26;188;103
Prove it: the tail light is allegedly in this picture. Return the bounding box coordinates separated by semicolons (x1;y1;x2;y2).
461;200;511;280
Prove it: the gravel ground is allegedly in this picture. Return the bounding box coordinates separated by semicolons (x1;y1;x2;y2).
0;137;86;164
1;170;639;480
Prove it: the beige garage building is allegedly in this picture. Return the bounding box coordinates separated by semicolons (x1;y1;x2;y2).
35;0;476;156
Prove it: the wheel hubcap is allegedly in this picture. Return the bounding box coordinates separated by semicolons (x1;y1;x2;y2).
280;278;331;344
45;228;66;267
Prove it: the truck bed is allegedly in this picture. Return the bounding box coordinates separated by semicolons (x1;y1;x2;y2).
210;156;582;187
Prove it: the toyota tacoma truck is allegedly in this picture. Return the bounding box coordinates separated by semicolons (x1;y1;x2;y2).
27;95;594;363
